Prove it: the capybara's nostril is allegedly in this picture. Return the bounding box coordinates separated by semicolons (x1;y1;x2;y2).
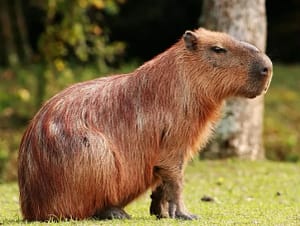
261;67;269;76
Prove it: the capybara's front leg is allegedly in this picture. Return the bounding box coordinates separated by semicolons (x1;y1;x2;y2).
151;166;198;220
150;184;169;218
164;175;198;220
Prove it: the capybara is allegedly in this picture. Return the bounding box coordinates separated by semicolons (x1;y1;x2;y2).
18;28;273;221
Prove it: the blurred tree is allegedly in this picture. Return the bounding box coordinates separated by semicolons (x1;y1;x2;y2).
200;0;267;160
38;0;125;66
32;0;123;107
14;0;32;62
0;0;125;67
0;0;125;113
0;0;33;66
0;0;20;66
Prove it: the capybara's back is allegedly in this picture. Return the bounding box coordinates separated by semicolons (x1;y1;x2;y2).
18;28;272;221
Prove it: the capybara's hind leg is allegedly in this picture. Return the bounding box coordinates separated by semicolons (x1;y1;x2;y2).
94;207;131;220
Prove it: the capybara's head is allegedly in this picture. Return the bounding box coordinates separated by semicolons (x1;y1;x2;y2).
183;28;273;99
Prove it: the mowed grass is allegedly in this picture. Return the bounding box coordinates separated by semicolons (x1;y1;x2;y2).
1;160;300;225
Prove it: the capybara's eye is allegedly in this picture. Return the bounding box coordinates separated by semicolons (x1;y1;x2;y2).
211;46;227;54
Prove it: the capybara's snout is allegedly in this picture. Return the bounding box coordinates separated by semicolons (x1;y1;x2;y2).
246;53;273;98
255;55;272;78
260;54;273;93
256;53;272;91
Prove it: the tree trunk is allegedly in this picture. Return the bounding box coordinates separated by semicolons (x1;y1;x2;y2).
0;0;19;66
15;0;32;62
200;0;267;160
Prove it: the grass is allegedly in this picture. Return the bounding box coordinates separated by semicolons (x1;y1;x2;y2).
1;160;300;225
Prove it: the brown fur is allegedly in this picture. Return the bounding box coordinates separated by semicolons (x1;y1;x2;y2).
18;28;272;221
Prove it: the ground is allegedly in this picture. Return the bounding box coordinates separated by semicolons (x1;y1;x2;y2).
1;160;299;225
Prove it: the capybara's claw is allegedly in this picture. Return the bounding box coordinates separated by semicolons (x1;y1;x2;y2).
175;212;198;220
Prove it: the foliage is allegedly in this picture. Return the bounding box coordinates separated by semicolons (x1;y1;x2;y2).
1;160;300;225
39;0;125;67
264;64;300;162
1;0;126;113
33;0;125;106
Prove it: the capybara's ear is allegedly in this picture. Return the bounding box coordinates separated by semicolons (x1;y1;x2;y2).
183;31;198;51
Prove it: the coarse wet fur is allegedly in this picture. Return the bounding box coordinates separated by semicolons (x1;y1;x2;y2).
18;28;273;221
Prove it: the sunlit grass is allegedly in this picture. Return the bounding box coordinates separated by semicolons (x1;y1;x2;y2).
1;160;300;225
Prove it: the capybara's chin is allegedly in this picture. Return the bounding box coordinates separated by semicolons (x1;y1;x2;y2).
240;79;271;98
18;27;273;221
244;72;273;98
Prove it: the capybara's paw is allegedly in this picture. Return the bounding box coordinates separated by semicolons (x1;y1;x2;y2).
168;202;198;220
175;212;198;220
94;207;131;220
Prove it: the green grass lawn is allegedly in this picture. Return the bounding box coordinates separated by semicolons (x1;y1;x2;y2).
1;160;299;225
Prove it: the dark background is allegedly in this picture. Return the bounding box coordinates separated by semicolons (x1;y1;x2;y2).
3;0;300;65
106;0;300;62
